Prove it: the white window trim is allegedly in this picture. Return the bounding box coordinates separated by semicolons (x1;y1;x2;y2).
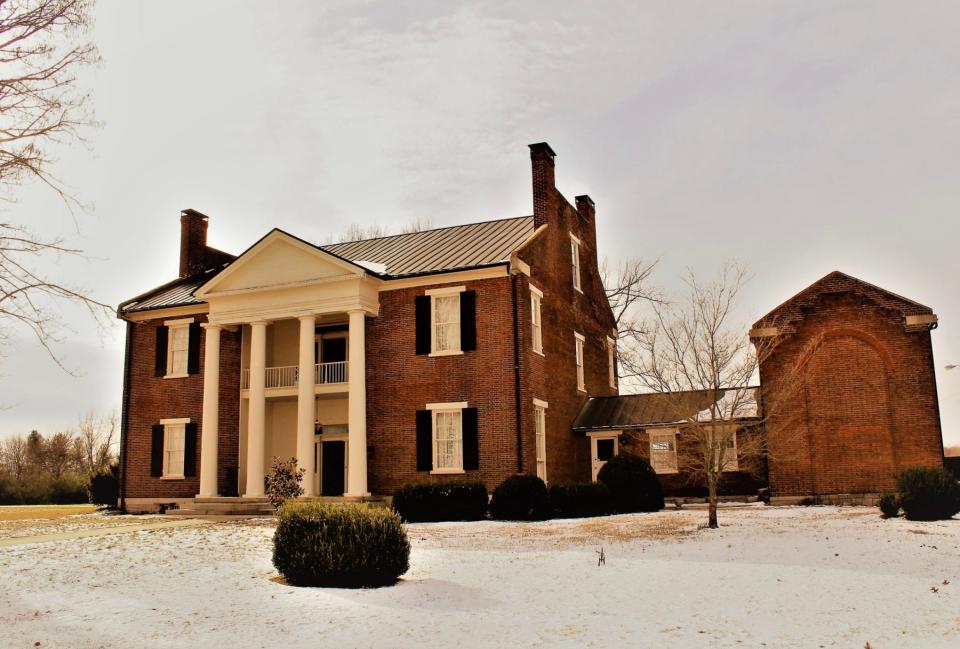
649;428;679;475
159;417;190;480
530;284;544;356
534;399;548;483
426;401;467;475
574;332;586;392
427;286;466;357
607;336;617;389
163;317;194;379
570;234;583;294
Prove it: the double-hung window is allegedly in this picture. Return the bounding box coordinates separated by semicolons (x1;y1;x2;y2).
710;429;739;472
575;332;586;392
607;336;617;389
530;285;544;355
426;286;464;355
429;403;465;473
570;234;582;292
534;399;548;482
166;319;192;377
649;429;678;474
161;418;188;478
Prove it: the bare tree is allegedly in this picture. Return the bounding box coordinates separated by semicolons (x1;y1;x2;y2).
0;433;28;480
600;256;661;386
400;215;433;234
629;262;764;528
0;0;109;369
75;408;116;473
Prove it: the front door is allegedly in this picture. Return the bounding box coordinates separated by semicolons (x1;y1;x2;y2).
321;440;346;496
590;435;619;482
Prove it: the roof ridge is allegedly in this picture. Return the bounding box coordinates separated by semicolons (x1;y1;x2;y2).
322;214;534;248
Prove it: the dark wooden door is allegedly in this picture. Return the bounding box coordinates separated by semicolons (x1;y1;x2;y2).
321;441;346;496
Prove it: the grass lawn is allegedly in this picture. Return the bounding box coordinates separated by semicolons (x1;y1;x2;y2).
0;504;97;521
1;505;958;648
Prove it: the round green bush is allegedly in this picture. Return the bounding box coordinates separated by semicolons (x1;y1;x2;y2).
490;474;549;520
548;482;612;519
392;481;488;522
272;503;410;588
597;453;664;513
897;466;960;521
878;491;900;518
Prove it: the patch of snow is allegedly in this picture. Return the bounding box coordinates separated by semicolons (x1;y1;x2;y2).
1;507;958;648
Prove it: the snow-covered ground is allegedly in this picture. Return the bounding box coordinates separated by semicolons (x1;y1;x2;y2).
1;505;958;648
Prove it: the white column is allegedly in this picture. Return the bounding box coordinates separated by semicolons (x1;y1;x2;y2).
346;309;369;496
297;315;317;496
197;324;222;497
244;320;268;498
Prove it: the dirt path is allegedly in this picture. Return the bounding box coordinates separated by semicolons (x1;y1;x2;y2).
0;518;212;547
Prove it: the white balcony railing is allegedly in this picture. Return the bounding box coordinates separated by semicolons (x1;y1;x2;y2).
241;361;348;390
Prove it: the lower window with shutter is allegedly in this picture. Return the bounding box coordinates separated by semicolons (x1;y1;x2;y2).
154;418;193;479
418;402;478;473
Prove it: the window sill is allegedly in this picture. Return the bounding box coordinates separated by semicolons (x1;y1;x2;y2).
533;348;545;357
160;475;185;481
574;286;584;295
429;350;464;358
653;470;679;475
430;468;466;475
577;387;587;394
163;373;189;379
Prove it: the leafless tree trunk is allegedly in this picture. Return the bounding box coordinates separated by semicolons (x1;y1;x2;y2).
0;1;109;370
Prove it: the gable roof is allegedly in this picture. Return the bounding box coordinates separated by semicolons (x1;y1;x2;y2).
753;271;933;332
118;215;534;315
321;215;534;278
572;389;760;432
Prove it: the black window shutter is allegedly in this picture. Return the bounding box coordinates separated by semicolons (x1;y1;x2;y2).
184;423;198;477
460;290;477;352
154;326;168;377
415;295;431;355
187;323;201;375
150;424;164;477
462;407;479;470
415;410;432;471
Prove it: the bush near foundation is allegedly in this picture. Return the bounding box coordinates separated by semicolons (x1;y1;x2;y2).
89;463;120;507
597;454;664;513
392;481;488;522
265;457;304;510
548;482;612;519
490;474;550;521
897;467;960;521
878;492;900;518
272;502;410;588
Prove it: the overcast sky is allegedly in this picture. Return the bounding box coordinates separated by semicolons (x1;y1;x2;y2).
3;1;960;446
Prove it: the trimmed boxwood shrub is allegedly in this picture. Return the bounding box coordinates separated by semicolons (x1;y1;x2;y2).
548;482;612;519
878;491;900;518
90;464;120;507
272;502;410;588
597;453;664;513
392;481;488;522
897;466;960;521
490;474;549;521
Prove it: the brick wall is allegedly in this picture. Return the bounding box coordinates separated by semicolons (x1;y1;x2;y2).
122;315;240;500
365;276;521;495
758;288;944;497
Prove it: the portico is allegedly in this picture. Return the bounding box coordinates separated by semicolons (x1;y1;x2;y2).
192;230;380;500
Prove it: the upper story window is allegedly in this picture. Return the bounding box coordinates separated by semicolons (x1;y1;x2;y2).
575;332;586;392
607;336;617;389
649;429;678;474
156;318;199;379
530;284;544;355
570;234;582;292
534;399;548;482
415;286;477;357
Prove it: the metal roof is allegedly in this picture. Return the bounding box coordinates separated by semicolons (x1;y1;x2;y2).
321;216;534;277
119;216;535;315
572;389;760;432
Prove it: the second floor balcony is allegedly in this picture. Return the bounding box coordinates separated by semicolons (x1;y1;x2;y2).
240;360;348;392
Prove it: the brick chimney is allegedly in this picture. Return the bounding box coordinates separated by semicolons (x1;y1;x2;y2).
529;142;556;229
179;209;210;278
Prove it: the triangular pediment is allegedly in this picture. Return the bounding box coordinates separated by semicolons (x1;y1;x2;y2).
196;229;368;297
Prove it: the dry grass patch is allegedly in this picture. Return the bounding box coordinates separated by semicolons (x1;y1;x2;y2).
0;505;97;522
